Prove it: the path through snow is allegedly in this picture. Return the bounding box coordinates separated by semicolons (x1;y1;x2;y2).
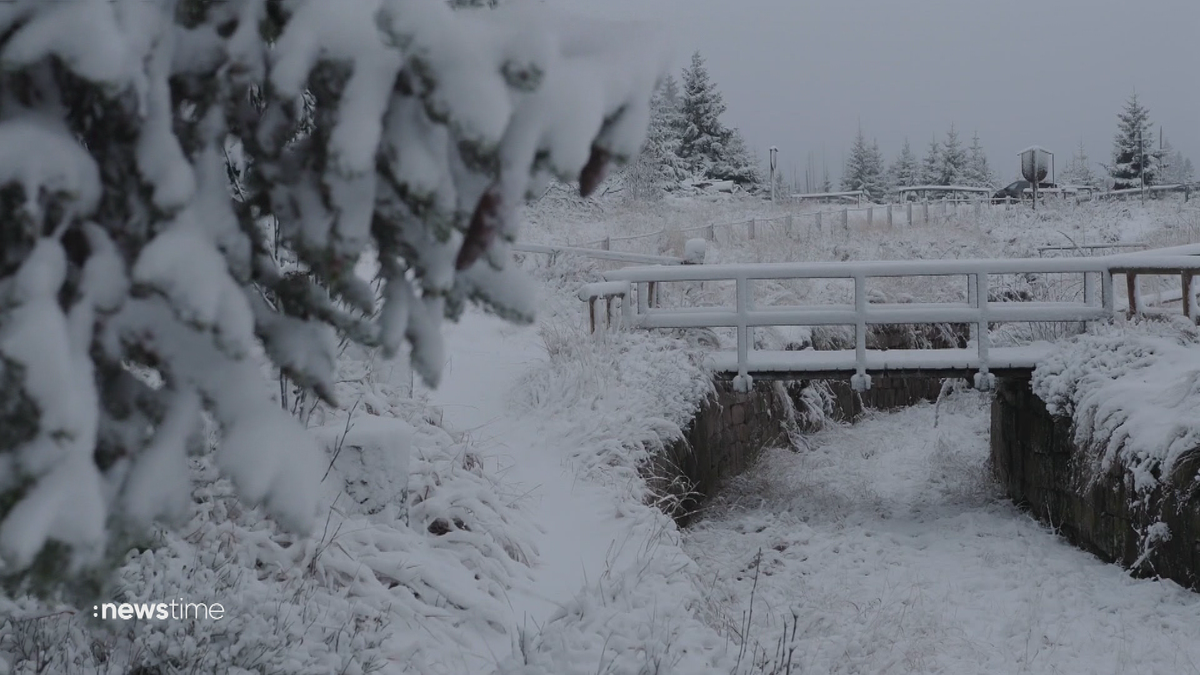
423;310;646;672
685;390;1200;675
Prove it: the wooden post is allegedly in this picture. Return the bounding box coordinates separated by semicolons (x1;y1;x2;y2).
748;218;756;240
923;201;929;224
785;214;794;236
906;202;913;226
605;297;613;329
601;237;611;251
1184;272;1194;320
706;224;715;240
867;207;874;228
588;298;596;333
815;211;823;232
841;208;849;232
887;204;893;228
648;281;657;309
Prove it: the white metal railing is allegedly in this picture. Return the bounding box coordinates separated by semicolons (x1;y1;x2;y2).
600;251;1200;393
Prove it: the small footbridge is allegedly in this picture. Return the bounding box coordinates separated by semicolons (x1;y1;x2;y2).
579;243;1200;392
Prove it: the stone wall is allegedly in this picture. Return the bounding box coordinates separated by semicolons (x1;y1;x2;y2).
823;375;948;423
991;376;1200;590
650;380;790;525
650;374;949;525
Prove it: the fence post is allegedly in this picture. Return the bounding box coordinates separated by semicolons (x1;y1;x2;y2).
602;236;611;251
923;201;929;224
1084;272;1096;306
867;207;874;228
887;205;893;229
706;224;715;240
748;218;756;240
974;201;982;218
1126;273;1139;316
815;211;823;232
906;203;913;226
785;214;794;237
841;208;849;232
1185;272;1196;321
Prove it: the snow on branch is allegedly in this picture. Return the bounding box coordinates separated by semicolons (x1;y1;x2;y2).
0;0;666;588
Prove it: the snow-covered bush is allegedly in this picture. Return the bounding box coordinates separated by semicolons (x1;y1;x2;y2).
1033;316;1200;493
0;0;666;592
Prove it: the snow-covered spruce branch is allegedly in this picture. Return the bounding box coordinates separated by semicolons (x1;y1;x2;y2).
0;0;667;593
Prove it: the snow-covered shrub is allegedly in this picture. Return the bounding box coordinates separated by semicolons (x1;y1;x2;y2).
1032;316;1200;493
0;0;666;591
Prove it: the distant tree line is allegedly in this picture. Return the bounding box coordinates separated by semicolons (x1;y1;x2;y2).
836;123;996;202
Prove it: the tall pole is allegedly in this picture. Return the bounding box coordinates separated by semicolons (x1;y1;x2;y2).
769;146;778;203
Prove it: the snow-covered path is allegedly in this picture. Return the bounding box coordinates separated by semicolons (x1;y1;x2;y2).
685;390;1200;675
423;311;645;671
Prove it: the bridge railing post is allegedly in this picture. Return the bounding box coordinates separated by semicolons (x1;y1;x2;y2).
851;273;871;392
1084;272;1097;306
1102;270;1115;315
733;276;754;392
974;272;994;390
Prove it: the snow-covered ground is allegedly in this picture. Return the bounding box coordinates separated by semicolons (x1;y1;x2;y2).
6;195;1200;675
684;391;1200;675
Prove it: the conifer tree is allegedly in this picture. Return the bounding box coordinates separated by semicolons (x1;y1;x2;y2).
1109;92;1158;189
939;124;967;185
888;138;921;189
678;51;730;176
921;135;942;185
1062;139;1101;188
963;131;995;187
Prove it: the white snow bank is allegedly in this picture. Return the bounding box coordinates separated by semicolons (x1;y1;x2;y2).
1032;316;1200;492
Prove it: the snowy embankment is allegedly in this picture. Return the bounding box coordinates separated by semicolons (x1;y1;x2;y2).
428;264;733;674
1033;315;1200;493
0;251;736;674
684;391;1200;675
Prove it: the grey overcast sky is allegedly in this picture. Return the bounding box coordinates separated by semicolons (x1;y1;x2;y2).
554;0;1199;187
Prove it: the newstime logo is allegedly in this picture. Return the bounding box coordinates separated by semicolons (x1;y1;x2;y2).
94;599;225;621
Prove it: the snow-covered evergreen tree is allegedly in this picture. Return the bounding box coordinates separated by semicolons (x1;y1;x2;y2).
1109;92;1158;189
677;52;728;175
0;0;665;595
709;129;762;186
938;124;967;186
839;127;885;201
962;131;995;187
867;139;888;199
888;138;921;189
921;136;942;185
626;75;688;199
1155;136;1195;185
1062;140;1101;188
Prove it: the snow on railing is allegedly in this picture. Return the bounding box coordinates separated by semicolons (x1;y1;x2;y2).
600;251;1200;393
